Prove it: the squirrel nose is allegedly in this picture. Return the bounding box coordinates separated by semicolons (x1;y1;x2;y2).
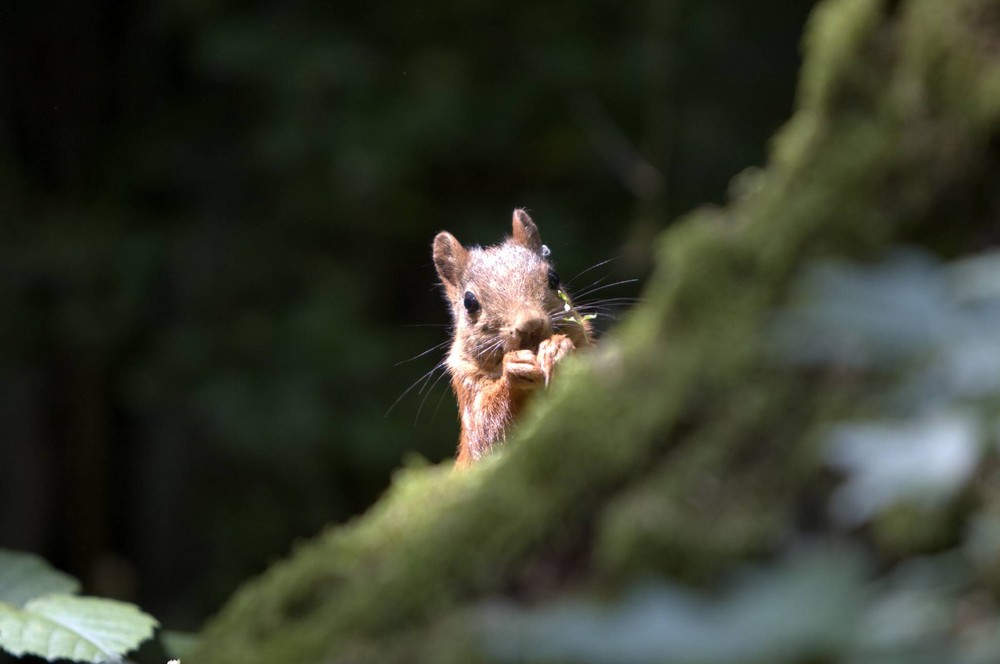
512;310;551;350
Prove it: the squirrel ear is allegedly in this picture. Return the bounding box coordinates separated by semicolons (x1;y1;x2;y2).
433;231;468;291
511;208;543;254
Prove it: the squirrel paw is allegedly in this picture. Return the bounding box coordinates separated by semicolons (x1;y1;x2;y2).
538;334;575;386
503;349;545;390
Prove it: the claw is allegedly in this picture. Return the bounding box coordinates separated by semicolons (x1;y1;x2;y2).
537;334;576;387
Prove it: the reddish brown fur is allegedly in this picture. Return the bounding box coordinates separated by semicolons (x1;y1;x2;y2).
433;209;591;468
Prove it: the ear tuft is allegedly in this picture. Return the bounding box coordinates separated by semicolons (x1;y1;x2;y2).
511;208;543;253
433;231;468;291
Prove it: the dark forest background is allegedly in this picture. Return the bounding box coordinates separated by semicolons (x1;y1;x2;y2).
0;0;816;630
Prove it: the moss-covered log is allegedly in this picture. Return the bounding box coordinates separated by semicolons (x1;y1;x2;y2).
192;0;1000;661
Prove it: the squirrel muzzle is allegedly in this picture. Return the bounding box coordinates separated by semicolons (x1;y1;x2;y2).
510;309;552;352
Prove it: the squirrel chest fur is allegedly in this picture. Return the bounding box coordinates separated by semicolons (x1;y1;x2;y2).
433;209;592;468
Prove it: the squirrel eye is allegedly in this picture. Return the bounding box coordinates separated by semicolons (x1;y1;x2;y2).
547;268;560;290
463;290;480;315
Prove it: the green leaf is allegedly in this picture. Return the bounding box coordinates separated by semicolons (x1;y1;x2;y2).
0;549;80;608
0;594;158;663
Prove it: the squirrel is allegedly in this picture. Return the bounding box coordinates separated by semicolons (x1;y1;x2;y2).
433;209;592;468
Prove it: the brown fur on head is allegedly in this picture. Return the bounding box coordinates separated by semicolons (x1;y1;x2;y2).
433;209;590;373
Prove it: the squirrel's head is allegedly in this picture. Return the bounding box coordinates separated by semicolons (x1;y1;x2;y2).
433;209;579;368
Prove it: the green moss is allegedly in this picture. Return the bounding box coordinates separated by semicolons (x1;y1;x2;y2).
796;0;885;115
192;0;1000;661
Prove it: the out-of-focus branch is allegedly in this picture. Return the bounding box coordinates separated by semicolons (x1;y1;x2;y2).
572;93;664;203
574;0;682;274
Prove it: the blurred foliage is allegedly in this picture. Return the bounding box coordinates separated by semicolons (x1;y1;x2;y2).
777;252;1000;529
478;249;1000;663
0;0;815;631
482;548;867;664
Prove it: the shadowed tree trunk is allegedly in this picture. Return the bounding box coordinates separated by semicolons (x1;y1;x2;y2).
192;0;1000;661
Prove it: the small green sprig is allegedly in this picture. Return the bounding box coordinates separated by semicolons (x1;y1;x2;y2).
557;289;596;337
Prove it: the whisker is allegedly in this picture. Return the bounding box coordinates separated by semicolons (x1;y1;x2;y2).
386;358;448;417
416;366;453;424
572;279;640;300
564;257;621;288
571;307;631;316
475;337;496;356
570;273;613;299
575;295;644;303
484;343;505;360
573;298;644;309
429;376;455;422
395;339;452;366
416;363;445;396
